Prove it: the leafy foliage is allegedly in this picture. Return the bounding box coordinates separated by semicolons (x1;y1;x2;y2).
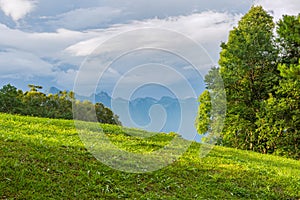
195;90;211;134
218;6;278;150
0;84;23;114
0;84;121;125
277;14;300;64
195;7;300;158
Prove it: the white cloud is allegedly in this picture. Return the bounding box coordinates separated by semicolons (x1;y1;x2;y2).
254;0;300;20
0;24;99;87
0;49;54;79
0;24;98;61
65;11;241;97
0;6;242;94
8;0;299;93
0;0;298;99
61;11;240;93
0;0;37;21
65;11;240;57
45;7;122;30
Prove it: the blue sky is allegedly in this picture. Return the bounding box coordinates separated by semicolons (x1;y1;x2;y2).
0;0;299;97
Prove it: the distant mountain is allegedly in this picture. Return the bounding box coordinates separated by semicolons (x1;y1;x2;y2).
111;96;198;140
129;97;157;126
73;91;112;108
45;86;198;139
94;92;112;108
46;86;62;94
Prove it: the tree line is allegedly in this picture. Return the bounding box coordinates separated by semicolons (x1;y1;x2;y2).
196;6;299;159
0;84;121;125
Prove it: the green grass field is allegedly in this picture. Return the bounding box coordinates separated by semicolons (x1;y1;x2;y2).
0;113;299;199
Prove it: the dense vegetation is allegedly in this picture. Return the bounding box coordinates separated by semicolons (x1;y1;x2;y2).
0;113;299;199
196;6;300;159
0;84;121;125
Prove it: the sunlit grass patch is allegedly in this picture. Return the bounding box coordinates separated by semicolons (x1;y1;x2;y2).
0;113;299;199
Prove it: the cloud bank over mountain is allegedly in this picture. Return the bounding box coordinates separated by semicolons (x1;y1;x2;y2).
0;0;298;92
0;0;298;136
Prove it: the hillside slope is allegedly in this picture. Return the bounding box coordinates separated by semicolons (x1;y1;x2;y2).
0;113;299;199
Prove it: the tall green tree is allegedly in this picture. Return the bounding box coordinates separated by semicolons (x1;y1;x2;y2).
0;84;23;114
255;14;300;158
218;6;278;150
196;6;279;150
196;10;300;158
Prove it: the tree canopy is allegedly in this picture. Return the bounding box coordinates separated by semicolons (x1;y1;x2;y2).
195;6;300;159
0;84;121;126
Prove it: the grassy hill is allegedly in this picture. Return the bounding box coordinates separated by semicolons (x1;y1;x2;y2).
0;113;299;199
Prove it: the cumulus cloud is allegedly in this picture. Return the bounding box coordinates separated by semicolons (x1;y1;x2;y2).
0;0;37;21
0;24;99;88
65;11;240;96
65;11;240;57
2;0;297;93
0;24;98;60
0;4;246;93
0;5;242;92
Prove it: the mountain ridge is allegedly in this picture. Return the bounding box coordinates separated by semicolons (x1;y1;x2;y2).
46;86;198;137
